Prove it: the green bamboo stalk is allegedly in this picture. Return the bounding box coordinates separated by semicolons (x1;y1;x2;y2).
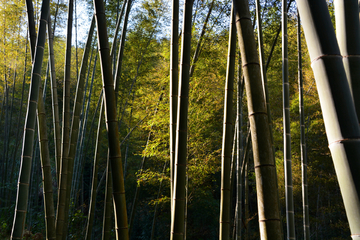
62;16;95;237
189;0;214;78
170;1;193;239
233;0;283;239
25;0;36;59
129;93;163;236
219;4;236;240
335;0;360;121
265;0;294;71
10;0;50;237
93;0;129;238
297;11;310;240
56;0;74;238
282;0;295;239
113;0;131;95
102;153;113;240
47;15;61;184
296;1;360;239
9;35;29;204
84;93;102;240
235;53;242;240
38;79;56;240
170;0;179;215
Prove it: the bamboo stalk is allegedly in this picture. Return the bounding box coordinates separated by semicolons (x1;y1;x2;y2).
233;0;283;239
296;1;360;238
11;0;50;237
171;1;194;239
219;4;236;240
93;0;129;238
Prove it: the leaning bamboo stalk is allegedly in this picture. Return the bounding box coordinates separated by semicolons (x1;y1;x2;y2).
113;0;131;94
233;0;283;239
62;16;95;236
170;1;194;239
10;0;50;238
297;11;310;240
335;0;360;120
47;15;61;184
282;0;295;239
219;4;236;240
37;81;56;240
93;0;129;238
188;0;214;78
296;1;360;238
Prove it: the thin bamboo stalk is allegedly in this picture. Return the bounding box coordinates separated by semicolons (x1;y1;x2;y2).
282;0;295;239
37;79;56;240
47;15;61;184
189;0;214;78
170;0;179;216
219;4;236;240
297;11;310;240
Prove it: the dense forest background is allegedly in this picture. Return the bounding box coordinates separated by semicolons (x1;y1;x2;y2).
0;0;349;239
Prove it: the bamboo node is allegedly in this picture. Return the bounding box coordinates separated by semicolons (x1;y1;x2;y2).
254;164;275;168
328;137;360;147
248;111;267;117
242;62;260;67
236;17;251;23
311;54;341;64
258;218;280;222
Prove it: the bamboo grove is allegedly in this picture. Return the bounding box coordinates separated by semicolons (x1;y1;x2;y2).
0;0;358;239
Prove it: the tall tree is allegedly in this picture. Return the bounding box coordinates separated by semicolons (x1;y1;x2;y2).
233;0;283;239
296;0;360;239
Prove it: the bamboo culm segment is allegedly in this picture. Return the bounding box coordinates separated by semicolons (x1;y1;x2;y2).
93;0;129;238
11;0;50;238
282;0;296;239
171;1;193;239
233;0;283;239
334;0;360;121
297;12;310;240
296;0;360;238
170;0;179;219
219;4;235;240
